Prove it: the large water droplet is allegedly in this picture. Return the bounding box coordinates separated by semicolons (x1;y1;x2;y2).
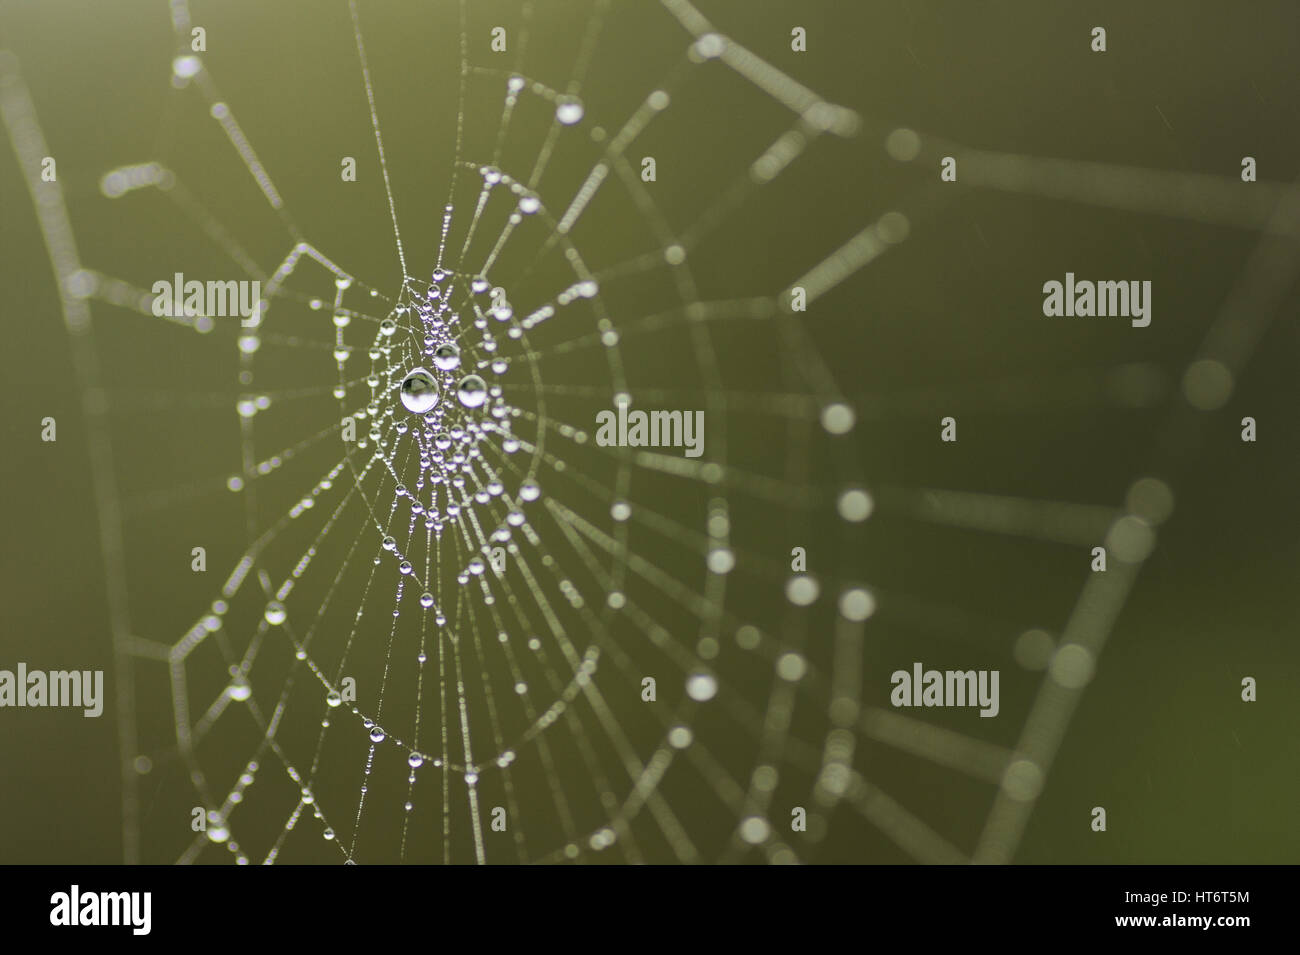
264;601;287;625
399;368;440;414
326;689;342;707
379;317;397;336
370;726;386;743
433;343;461;371
686;672;718;702
172;55;202;80
457;375;488;408
556;98;584;125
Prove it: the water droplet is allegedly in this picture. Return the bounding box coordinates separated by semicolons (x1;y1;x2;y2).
471;277;489;295
228;676;251;701
433;343;461;371
379;317;397;336
400;367;440;414
420;592;434;608
326;689;342;707
173;55;202;79
322;828;335;841
556;98;584;125
332;310;350;328
457;375;488;408
370;726;386;743
408;752;424;768
518;195;540;214
399;560;413;575
707;548;735;574
264;601;287;625
519;481;540;502
382;535;396;551
686;672;718;702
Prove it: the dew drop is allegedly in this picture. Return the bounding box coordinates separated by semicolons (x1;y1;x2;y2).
420;592;434;608
326;689;342;707
519;480;541;502
172;55;201;79
555;98;585;125
370;726;386;743
408;752;424;768
264;601;287;626
399;367;440;414
457;375;488;409
379;317;397;336
686;672;718;702
433;343;461;371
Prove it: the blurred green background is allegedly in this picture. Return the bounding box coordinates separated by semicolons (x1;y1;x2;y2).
1;0;1297;864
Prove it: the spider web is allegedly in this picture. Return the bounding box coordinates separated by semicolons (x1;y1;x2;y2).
3;0;1290;865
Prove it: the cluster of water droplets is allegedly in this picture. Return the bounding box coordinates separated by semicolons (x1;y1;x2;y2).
319;266;551;631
